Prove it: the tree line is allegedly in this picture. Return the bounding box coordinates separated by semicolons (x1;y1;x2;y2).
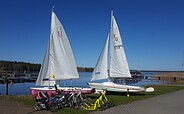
77;67;93;72
0;60;41;72
0;60;94;73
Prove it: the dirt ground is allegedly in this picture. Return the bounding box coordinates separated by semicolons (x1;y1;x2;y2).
0;96;53;114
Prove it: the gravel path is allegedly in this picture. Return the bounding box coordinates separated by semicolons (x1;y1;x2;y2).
0;96;53;114
90;89;184;114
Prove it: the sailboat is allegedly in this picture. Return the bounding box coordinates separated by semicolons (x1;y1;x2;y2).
88;10;154;93
30;9;93;98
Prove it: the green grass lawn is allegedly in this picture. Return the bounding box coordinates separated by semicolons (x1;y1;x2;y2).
8;85;184;114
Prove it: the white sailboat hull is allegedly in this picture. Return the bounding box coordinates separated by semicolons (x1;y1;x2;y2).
88;82;154;93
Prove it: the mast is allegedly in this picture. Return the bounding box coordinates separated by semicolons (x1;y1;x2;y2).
108;9;113;82
48;8;54;89
111;9;113;29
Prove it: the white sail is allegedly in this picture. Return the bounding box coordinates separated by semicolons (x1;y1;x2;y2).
109;11;131;78
91;35;109;81
88;11;154;94
36;11;79;86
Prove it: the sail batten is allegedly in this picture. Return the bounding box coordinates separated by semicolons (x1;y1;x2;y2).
36;11;79;86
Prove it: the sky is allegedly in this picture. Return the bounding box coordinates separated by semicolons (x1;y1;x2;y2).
0;0;184;71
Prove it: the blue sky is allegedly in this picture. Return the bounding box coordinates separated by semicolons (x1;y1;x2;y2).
0;0;184;71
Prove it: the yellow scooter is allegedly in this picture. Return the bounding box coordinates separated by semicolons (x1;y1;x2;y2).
79;91;114;110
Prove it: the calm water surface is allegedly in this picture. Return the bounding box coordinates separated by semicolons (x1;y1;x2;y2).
0;72;163;95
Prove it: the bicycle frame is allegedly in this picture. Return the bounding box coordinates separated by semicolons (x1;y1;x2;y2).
80;91;108;110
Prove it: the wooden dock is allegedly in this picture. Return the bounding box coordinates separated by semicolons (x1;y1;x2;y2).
0;77;36;84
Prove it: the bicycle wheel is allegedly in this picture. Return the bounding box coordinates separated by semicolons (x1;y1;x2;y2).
77;103;84;110
58;101;64;109
50;101;59;112
110;102;115;107
64;100;73;109
103;100;111;109
97;106;105;111
77;101;89;110
69;100;74;109
34;102;42;111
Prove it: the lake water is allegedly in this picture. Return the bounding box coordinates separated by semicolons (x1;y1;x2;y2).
0;72;163;95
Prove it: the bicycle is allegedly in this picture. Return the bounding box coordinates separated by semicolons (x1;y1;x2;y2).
34;91;59;112
78;91;114;111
